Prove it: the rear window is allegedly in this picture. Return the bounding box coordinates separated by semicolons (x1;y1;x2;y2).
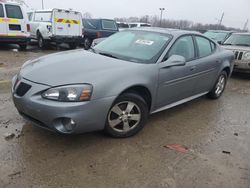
0;4;4;17
34;12;51;22
5;5;23;19
83;19;99;29
102;20;117;30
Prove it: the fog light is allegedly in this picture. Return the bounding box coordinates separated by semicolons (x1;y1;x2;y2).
54;118;77;133
62;118;76;131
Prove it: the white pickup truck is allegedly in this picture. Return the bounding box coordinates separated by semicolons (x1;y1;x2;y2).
28;9;83;49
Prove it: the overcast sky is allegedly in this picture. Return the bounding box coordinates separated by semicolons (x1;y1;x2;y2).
25;0;249;29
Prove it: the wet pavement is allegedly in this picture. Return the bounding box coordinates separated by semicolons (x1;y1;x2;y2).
0;44;250;188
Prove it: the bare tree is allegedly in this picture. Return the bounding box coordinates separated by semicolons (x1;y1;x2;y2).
83;12;92;19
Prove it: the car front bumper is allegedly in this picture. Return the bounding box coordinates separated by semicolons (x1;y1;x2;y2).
234;60;250;73
11;76;115;134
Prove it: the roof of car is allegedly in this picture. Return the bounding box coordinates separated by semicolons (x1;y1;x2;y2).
130;27;200;36
231;32;250;35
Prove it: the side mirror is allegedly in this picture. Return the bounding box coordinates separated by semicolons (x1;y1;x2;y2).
159;55;186;69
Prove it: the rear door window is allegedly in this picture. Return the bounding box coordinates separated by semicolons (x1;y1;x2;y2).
195;36;213;57
5;4;23;19
102;20;117;30
0;4;4;17
34;12;51;22
167;36;195;61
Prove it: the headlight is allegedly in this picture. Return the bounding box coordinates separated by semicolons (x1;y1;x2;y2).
243;52;250;60
42;84;93;102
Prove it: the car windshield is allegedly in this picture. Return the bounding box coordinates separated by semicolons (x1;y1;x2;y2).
223;34;250;46
204;31;228;42
93;30;172;63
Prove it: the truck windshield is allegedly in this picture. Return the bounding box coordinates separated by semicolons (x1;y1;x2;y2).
224;34;250;46
5;4;23;19
94;30;172;64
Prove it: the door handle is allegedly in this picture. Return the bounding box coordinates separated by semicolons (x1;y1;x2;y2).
190;66;196;71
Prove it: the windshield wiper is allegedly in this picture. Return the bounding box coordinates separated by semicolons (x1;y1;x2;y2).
234;44;250;47
99;52;118;59
223;43;232;45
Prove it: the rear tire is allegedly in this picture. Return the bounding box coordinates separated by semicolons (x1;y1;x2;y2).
19;43;27;50
104;93;148;138
207;71;228;99
83;37;92;50
38;34;46;49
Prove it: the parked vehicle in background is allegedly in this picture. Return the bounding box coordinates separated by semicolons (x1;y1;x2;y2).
204;30;233;44
82;18;118;50
222;33;250;73
0;0;30;50
12;28;234;138
28;9;82;49
116;21;129;31
128;22;151;28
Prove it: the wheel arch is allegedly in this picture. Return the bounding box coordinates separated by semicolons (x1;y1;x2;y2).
117;85;153;111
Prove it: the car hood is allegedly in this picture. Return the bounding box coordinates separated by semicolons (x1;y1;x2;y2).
222;45;250;52
20;49;140;86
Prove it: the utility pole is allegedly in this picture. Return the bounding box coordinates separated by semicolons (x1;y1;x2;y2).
243;19;249;31
159;8;165;27
42;0;44;9
218;12;224;26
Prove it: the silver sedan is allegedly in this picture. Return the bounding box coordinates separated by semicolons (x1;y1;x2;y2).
12;28;234;137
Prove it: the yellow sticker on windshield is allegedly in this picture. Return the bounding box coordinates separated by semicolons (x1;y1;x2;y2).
135;39;154;45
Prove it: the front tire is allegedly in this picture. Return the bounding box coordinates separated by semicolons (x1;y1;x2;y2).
105;93;148;138
207;71;228;99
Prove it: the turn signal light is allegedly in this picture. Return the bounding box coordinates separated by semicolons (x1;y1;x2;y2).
80;90;91;101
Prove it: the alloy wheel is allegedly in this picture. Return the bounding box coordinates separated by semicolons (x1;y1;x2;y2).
215;74;226;96
108;101;141;133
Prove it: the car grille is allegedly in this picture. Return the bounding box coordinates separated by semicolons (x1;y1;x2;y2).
16;82;31;97
234;51;244;60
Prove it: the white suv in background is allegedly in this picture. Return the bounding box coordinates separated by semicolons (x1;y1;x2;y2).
28;8;83;49
0;1;30;50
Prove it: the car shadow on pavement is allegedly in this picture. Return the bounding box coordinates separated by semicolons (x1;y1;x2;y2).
231;72;250;80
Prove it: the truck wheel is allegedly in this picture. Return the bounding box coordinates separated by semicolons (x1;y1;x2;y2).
19;43;27;50
38;34;46;49
69;43;77;50
83;38;92;50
